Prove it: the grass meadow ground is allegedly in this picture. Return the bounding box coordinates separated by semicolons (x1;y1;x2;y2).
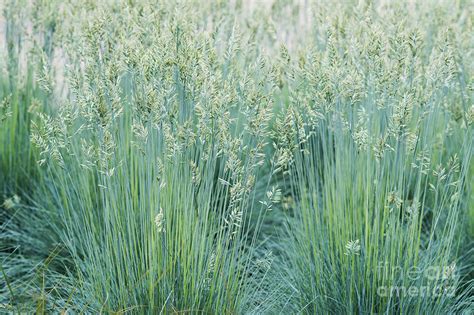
0;0;473;314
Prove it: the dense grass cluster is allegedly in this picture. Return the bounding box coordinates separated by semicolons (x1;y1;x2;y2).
1;0;473;313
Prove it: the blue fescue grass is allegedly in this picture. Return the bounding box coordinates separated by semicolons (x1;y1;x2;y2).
0;0;473;314
266;2;474;313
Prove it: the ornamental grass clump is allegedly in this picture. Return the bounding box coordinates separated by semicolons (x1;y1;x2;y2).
270;1;473;314
28;1;275;312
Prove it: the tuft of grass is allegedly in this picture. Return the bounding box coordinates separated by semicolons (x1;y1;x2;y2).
26;2;276;312
268;2;474;313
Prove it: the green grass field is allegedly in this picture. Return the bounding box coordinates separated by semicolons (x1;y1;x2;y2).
1;0;473;313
